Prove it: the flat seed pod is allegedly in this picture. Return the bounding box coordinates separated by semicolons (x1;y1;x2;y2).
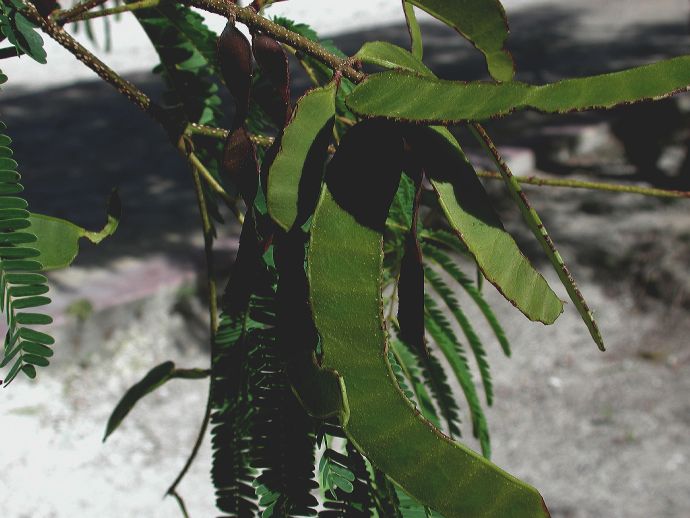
267;81;337;231
411;126;563;324
347;58;690;123
326;119;405;233
217;21;253;128
308;124;552;518
221;126;259;206
274;230;344;419
252;32;291;128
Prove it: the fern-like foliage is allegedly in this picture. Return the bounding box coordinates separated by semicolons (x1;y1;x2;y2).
211;312;257;517
130;1;227;222
318;423;372;517
0;121;53;386
423;265;494;405
249;296;319;518
422;242;511;357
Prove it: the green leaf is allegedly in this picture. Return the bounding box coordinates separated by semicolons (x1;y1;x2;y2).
406;0;513;81
21;353;49;367
0;69;7;86
103;361;176;441
354;41;431;76
21;341;53;357
347;57;690;122
413;126;563;324
267;81;337;231
15;312;52;325
13;13;47;64
402;1;423;59
27;191;120;270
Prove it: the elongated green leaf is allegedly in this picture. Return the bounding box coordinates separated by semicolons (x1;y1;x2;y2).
412;126;563;324
267;81;337;231
27;191;120;270
103;361;207;441
402;1;423;59
406;0;513;81
354;41;431;76
308;123;550;517
347;57;690;122
471;125;605;350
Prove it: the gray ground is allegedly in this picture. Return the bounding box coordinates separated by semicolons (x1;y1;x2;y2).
1;1;690;517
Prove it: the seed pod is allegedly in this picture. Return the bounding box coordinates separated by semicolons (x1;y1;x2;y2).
326;119;405;232
308;123;552;518
217;21;253;128
222;126;259;207
252;32;291;128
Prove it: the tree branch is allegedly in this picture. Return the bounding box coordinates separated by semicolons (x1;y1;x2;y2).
22;1;153;112
54;0;110;25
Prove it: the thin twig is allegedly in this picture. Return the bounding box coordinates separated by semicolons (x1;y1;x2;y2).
22;1;153;112
165;138;219;501
54;0;110;24
477;170;690;199
66;0;159;22
170;490;191;518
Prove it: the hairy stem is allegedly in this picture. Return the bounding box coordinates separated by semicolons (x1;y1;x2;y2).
477;170;690;199
22;1;153;112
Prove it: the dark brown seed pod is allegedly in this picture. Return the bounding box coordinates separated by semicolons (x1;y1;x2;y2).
252;32;291;128
222;126;259;206
217;21;253;129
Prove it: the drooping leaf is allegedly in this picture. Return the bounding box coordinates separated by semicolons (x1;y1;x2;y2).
27;191;120;270
406;0;513;81
267;81;337;231
410;126;563;324
103;361;207;441
347;57;690;122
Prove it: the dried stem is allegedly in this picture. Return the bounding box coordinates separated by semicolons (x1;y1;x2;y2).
55;0;110;24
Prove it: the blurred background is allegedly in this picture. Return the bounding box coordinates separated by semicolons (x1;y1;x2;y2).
1;0;689;516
